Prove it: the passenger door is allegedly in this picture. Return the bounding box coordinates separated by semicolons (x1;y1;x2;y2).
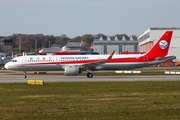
22;57;26;66
56;57;60;65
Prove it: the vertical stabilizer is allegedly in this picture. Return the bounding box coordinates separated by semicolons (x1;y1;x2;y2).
145;31;173;58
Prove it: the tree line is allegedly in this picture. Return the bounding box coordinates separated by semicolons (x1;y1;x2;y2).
4;33;137;53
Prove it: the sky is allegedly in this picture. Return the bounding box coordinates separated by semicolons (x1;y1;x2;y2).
0;0;180;38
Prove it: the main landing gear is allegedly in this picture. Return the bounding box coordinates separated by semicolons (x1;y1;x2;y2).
22;71;27;78
87;72;93;78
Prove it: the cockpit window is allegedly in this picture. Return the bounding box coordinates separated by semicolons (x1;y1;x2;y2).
11;60;17;62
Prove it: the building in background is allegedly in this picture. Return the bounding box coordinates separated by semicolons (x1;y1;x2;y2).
39;47;62;55
0;38;13;57
93;35;138;54
38;41;85;55
62;42;82;51
138;28;180;62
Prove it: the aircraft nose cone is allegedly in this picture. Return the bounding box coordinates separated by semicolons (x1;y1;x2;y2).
4;64;8;69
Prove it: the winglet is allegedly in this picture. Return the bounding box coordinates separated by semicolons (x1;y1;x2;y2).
107;50;115;60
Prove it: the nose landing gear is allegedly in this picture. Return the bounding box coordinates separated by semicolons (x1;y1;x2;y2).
22;71;27;78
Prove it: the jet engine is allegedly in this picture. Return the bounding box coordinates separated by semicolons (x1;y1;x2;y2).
64;65;82;76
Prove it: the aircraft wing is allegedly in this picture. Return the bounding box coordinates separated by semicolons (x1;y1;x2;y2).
81;50;115;70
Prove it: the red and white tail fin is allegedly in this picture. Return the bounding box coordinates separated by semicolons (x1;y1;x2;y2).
145;31;173;58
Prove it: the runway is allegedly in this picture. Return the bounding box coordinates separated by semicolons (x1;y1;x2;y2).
1;70;180;83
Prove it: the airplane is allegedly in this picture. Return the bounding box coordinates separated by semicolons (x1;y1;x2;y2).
4;31;176;78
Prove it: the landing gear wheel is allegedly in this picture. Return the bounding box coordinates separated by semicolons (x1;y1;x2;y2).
22;71;27;78
22;75;27;78
87;73;93;78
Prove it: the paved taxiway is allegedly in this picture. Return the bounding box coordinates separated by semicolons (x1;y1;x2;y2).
0;70;180;83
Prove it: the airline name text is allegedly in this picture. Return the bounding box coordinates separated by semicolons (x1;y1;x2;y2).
61;57;89;60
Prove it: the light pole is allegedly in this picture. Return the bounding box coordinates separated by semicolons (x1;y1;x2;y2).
19;37;21;55
35;39;37;53
49;41;51;48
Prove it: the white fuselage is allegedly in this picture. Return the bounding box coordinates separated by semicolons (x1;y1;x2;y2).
4;53;164;71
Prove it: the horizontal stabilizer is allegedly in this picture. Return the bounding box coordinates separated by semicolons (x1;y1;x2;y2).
156;56;176;62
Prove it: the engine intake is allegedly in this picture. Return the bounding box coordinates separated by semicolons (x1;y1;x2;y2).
64;65;81;76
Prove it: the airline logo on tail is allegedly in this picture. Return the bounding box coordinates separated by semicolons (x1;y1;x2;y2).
159;40;168;49
146;31;173;58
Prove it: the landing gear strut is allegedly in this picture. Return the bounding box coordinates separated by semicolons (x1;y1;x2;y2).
87;72;93;78
22;71;27;78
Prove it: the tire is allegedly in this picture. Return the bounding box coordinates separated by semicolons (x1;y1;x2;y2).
87;73;93;78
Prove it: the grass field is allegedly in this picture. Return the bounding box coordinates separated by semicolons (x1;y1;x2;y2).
0;81;180;120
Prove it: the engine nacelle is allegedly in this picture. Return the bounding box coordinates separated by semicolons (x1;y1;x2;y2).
64;65;81;76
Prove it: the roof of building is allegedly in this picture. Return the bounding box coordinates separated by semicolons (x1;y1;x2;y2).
150;27;180;30
40;47;62;53
65;42;82;47
94;35;137;41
